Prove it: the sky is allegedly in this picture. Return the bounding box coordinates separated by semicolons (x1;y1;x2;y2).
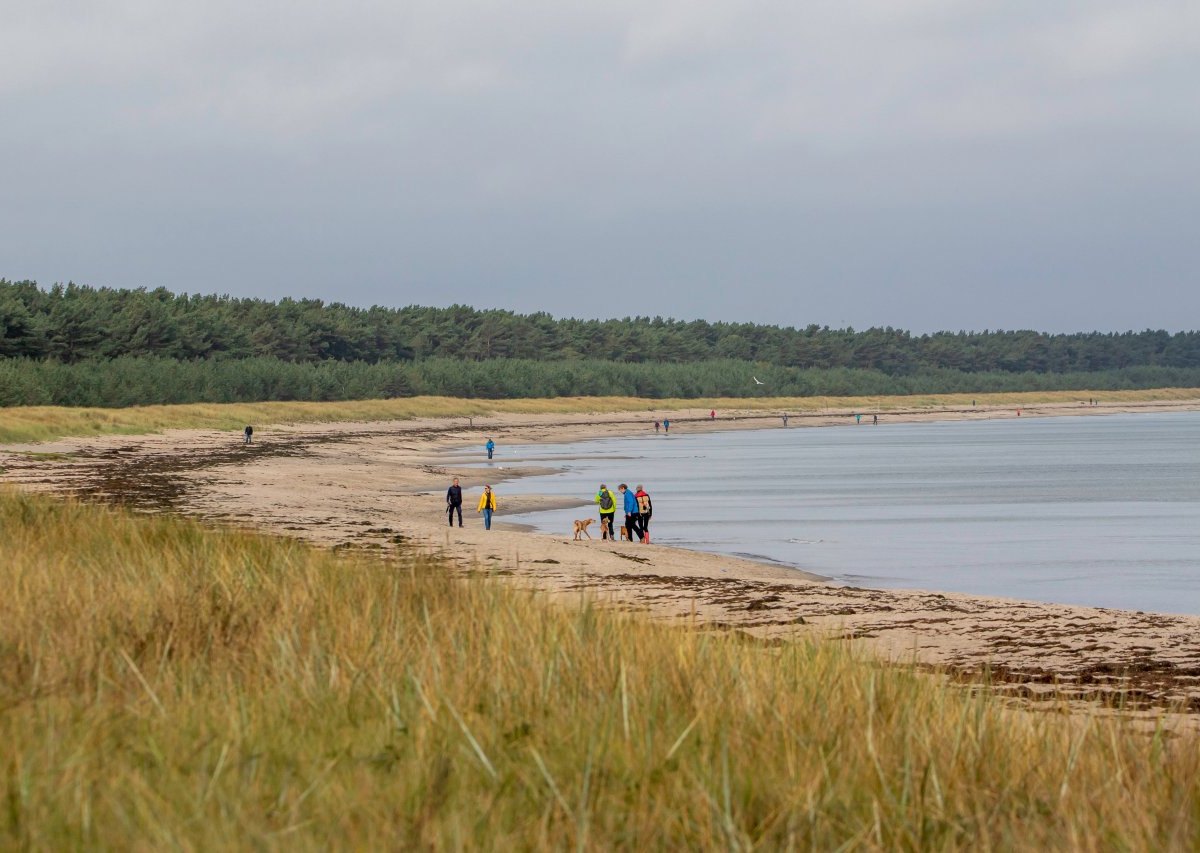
2;0;1198;334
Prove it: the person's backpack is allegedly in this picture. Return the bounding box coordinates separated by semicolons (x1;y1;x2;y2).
637;494;651;514
599;491;614;511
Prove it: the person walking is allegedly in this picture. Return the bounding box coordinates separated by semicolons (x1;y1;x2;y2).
782;413;788;427
872;414;878;425
595;483;617;540
618;483;642;544
485;438;495;460
446;477;463;527
654;420;660;434
243;425;253;445
477;485;497;530
710;409;716;420
663;418;670;434
635;484;653;544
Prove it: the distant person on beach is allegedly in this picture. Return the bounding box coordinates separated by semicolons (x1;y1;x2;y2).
243;425;253;445
663;418;670;434
654;420;660;434
595;484;617;539
446;478;463;527
485;438;495;460
619;483;642;544
710;409;716;420
873;414;878;425
855;413;861;424
635;484;653;544
782;413;788;427
477;485;497;530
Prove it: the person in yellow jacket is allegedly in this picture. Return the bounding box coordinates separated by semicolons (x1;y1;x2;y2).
477;484;498;530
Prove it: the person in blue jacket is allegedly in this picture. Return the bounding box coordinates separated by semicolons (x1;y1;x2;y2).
485;438;495;460
618;483;642;544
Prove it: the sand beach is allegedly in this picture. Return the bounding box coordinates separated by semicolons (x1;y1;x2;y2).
4;397;1200;714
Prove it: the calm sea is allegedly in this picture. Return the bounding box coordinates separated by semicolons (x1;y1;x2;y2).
485;412;1200;616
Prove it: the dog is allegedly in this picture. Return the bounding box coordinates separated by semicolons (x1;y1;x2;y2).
619;525;631;541
572;518;594;540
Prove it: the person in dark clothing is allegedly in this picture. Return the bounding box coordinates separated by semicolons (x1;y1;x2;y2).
634;484;653;544
619;483;642;544
243;425;253;445
446;478;463;527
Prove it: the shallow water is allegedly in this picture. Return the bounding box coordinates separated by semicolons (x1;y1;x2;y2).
487;412;1200;615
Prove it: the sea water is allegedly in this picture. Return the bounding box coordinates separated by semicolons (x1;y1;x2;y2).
485;411;1200;616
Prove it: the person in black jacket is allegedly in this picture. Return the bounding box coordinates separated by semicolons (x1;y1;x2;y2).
446;478;463;527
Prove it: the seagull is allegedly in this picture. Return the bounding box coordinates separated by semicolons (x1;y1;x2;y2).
752;376;765;385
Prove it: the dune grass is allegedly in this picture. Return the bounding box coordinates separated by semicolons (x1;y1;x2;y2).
1;387;1198;445
2;490;1198;849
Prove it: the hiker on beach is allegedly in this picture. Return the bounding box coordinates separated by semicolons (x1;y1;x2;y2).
873;414;878;425
654;420;660;434
710;409;716;420
663;418;670;434
782;413;788;427
446;478;463;527
635;484;653;544
619;483;642;544
595;484;617;540
485;438;495;460
477;485;497;530
243;425;253;445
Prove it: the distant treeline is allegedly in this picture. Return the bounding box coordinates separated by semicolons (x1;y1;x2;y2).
3;280;1200;374
2;356;1199;408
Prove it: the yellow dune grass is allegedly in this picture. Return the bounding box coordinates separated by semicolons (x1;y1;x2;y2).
1;490;1197;848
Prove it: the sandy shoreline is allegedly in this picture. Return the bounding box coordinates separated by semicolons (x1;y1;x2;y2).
3;397;1200;713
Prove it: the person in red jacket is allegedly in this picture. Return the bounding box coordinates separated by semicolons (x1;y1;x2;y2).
634;485;653;544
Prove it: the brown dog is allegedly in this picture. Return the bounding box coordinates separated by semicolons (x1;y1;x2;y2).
572;518;594;540
619;525;631;541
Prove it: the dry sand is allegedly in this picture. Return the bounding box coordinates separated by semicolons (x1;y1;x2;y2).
4;398;1200;714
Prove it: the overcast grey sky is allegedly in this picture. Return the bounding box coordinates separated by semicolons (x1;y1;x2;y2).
2;1;1197;332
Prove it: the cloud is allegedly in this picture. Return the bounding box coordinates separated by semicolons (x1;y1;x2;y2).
0;1;1197;332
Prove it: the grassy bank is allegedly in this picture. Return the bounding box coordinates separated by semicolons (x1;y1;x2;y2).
2;491;1198;848
2;387;1198;444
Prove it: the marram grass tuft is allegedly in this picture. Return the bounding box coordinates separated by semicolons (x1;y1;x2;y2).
2;490;1198;849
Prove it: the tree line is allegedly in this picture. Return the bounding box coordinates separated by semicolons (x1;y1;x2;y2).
2;356;1198;408
3;279;1199;374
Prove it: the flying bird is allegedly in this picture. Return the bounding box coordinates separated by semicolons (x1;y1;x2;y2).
752;376;765;385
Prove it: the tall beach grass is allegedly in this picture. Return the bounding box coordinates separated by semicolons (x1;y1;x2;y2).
2;490;1197;848
1;387;1197;445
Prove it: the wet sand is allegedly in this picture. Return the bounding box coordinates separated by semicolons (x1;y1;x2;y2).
3;398;1200;714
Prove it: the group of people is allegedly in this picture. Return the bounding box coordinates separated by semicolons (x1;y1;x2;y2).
593;483;653;543
450;439;654;542
445;478;499;530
